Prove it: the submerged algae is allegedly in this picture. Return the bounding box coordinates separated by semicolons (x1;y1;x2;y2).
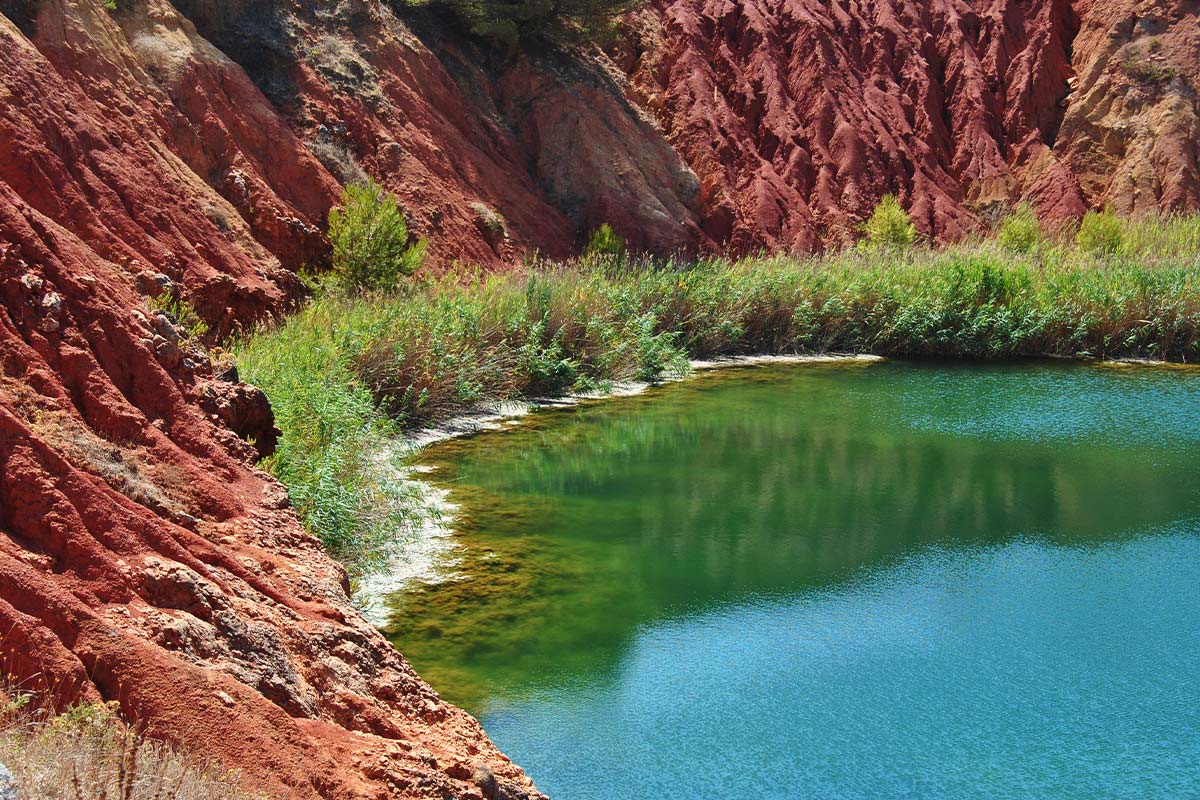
382;360;1200;716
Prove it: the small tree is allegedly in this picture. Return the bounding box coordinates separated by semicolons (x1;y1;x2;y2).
997;203;1042;254
427;0;644;45
583;223;625;259
328;180;426;294
1076;210;1123;256
861;194;916;250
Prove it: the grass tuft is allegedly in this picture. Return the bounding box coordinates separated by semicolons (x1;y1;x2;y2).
0;691;260;799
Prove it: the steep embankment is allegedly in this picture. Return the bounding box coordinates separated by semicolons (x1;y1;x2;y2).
0;10;535;796
0;1;553;797
159;0;704;261
3;0;1200;797
617;0;1200;252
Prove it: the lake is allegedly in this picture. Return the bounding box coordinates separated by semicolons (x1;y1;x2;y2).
382;360;1200;799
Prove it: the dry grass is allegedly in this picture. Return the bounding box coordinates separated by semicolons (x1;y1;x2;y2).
307;138;369;188
1;376;179;516
29;408;178;517
0;694;262;800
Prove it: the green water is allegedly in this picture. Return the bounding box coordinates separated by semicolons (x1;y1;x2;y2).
383;361;1200;799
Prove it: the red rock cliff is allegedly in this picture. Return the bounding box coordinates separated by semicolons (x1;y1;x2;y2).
618;0;1200;252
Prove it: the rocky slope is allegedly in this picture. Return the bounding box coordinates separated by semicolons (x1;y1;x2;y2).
617;0;1200;252
0;169;539;800
3;0;1200;798
0;7;544;798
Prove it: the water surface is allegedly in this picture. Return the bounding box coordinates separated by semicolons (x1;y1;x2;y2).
383;361;1200;799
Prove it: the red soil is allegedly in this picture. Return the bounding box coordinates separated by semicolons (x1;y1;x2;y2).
0;148;540;799
619;0;1200;252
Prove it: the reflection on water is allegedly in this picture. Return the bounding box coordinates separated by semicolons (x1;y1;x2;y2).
383;361;1200;799
486;528;1200;800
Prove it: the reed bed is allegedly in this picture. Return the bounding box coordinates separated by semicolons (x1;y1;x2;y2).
234;217;1200;570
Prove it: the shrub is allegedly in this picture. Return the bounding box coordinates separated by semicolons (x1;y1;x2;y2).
236;220;1200;578
424;0;645;45
148;290;210;340
583;223;625;259
471;202;507;244
860;194;916;250
997;203;1042;254
308;139;370;187
1076;210;1123;256
232;295;427;575
0;694;255;799
1121;46;1175;86
329;180;426;294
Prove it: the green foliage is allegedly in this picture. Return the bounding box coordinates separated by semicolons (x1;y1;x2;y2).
1121;45;1175;86
232;298;428;576
1076;210;1123;256
237;213;1200;575
1117;214;1200;259
421;0;644;44
147;291;210;340
997;203;1043;254
329;180;427;295
584;223;626;259
860;194;917;250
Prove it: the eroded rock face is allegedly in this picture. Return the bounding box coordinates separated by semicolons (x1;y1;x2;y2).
618;0;1200;253
166;0;705;262
617;0;1079;251
1055;0;1200;217
0;7;546;795
5;0;1200;797
0;194;542;799
0;2;697;796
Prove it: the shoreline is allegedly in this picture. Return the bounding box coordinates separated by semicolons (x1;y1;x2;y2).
355;352;1197;623
355;354;885;621
406;353;887;448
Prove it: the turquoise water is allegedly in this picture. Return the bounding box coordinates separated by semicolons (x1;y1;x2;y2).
387;361;1200;799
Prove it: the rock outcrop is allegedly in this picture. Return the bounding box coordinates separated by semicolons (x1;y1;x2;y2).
618;0;1200;252
1055;0;1200;217
0;182;542;798
0;5;548;795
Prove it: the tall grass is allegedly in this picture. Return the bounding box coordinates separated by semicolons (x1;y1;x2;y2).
231;300;425;577
0;693;258;799
236;216;1200;570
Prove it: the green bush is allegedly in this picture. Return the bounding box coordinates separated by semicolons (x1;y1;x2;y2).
584;223;625;259
232;297;426;575
329;180;427;294
997;203;1042;254
147;290;210;340
1121;46;1175;86
1076;210;1123;256
423;0;644;45
237;214;1200;575
860;194;917;250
